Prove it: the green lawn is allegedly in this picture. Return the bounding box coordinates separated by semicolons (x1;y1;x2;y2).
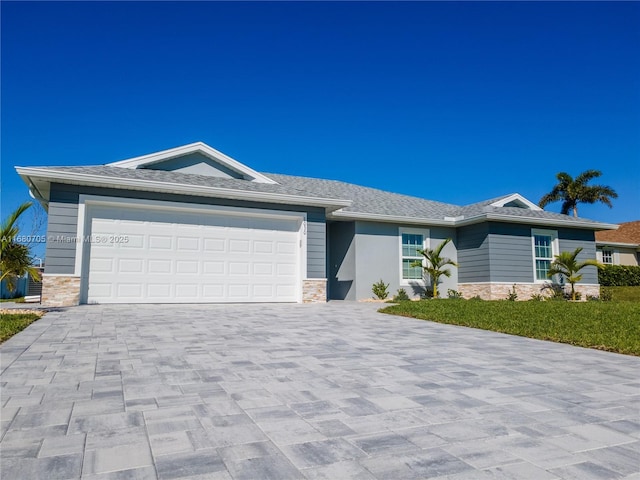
0;311;42;343
0;297;25;303
604;286;640;302
381;300;640;356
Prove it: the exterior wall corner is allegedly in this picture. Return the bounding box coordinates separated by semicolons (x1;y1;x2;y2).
302;278;327;303
41;275;81;307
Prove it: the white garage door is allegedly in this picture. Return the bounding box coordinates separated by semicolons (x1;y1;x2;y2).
84;204;302;304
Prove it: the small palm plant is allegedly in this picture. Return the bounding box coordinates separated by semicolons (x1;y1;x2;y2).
547;247;601;301
412;238;458;299
1;202;41;292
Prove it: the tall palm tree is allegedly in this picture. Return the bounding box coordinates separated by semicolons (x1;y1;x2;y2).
538;170;617;217
1;202;41;293
412;238;458;299
548;247;601;301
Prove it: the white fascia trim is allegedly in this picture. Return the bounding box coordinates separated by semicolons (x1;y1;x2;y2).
75;195;309;285
456;212;618;230
490;193;542;210
329;210;455;226
596;241;640;248
106;142;277;184
16;167;351;210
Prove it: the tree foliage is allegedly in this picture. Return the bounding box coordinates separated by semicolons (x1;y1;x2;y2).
412;238;458;299
548;247;601;301
538;170;617;217
1;202;41;292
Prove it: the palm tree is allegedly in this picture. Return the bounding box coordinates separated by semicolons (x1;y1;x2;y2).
1;202;41;293
548;247;601;301
412;238;458;299
538;170;617;217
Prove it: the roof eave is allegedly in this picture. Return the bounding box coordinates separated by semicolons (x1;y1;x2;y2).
456;212;618;230
15;167;351;211
595;240;640;248
329;210;456;226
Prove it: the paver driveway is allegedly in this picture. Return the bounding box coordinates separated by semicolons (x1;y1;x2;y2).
1;303;639;480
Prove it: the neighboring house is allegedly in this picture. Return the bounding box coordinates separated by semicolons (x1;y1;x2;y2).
595;221;640;266
16;142;616;306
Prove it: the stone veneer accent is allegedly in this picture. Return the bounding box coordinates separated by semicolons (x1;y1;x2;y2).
41;275;81;307
458;282;600;301
302;279;327;303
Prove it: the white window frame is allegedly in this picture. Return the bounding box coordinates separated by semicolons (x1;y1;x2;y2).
531;228;559;283
601;248;614;265
399;227;429;286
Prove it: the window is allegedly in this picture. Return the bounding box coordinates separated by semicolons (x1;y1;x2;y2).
602;249;613;265
401;232;425;281
532;229;558;282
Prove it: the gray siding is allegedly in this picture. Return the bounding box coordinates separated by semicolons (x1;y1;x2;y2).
328;222;356;300
457;223;490;283
558;228;598;284
458;222;600;285
487;223;533;283
351;222;457;300
143;152;242;179
44;183;326;278
44;188;80;274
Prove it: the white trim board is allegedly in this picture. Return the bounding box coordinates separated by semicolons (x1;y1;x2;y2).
107;142;277;184
74;196;308;298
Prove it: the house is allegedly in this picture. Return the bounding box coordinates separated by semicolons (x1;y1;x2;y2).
16;142;616;306
595;221;640;266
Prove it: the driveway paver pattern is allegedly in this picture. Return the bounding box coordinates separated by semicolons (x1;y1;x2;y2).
1;302;638;479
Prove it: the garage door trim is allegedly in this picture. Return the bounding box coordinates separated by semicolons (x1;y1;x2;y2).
75;195;307;303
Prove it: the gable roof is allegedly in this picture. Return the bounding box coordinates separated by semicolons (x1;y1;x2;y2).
595;221;640;246
107;142;277;184
15;142;618;231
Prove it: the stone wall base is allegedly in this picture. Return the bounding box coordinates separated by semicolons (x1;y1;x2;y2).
457;282;600;301
302;279;327;303
41;275;81;307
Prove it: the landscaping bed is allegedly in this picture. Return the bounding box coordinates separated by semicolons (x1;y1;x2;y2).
0;309;44;343
381;300;640;356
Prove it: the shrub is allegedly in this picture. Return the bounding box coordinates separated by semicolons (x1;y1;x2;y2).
586;294;600;302
529;293;545;302
372;279;390;300
506;285;518;301
600;287;614;302
447;289;463;299
421;287;435;299
598;265;640;287
469;295;484;301
392;288;410;302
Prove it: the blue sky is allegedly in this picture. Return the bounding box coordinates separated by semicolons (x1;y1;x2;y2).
2;2;639;258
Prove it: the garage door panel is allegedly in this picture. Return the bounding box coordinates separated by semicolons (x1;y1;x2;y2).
91;258;114;273
117;284;143;298
86;205;301;304
148;284;171;298
149;235;172;250
149;259;172;274
203;261;225;275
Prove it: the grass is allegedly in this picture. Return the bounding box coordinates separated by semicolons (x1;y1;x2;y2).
0;311;43;343
0;297;25;303
603;286;640;302
380;299;640;356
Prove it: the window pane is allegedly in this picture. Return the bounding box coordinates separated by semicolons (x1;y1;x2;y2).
602;250;613;264
536;259;550;280
534;235;552;259
402;259;422;280
402;234;423;257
